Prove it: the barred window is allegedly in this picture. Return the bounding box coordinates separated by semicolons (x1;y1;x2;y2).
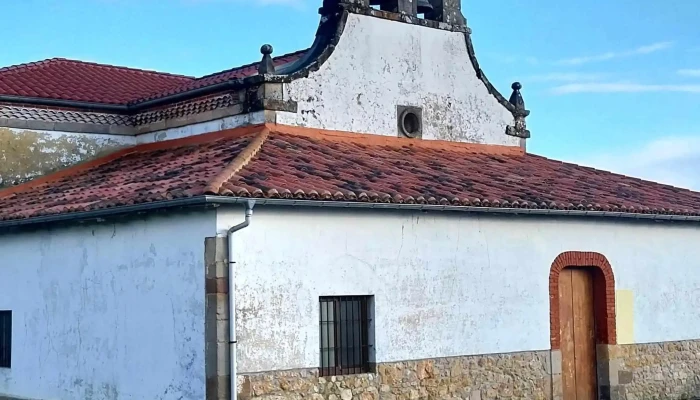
319;296;373;376
0;311;11;368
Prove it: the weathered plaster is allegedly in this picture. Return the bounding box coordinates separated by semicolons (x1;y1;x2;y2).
216;207;700;373
0;127;133;187
136;112;267;144
277;14;519;146
0;211;216;400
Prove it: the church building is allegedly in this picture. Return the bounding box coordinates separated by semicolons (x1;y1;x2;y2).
0;0;699;399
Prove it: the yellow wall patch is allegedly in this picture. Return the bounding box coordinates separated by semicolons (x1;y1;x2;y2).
616;290;634;344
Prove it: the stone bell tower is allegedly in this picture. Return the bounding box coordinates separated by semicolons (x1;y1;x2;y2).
259;0;531;146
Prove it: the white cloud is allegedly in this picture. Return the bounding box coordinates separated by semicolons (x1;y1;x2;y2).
556;41;674;66
572;136;700;190
678;69;700;77
635;42;674;54
526;72;607;83
551;82;700;94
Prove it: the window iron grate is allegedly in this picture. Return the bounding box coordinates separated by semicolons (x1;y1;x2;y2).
319;296;371;377
0;311;11;369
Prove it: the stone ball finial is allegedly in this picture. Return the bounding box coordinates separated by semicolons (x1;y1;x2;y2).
506;81;530;138
509;81;525;111
258;44;276;75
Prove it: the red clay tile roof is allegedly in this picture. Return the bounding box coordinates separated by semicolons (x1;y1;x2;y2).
136;49;308;103
1;124;700;222
0;58;194;104
0;51;307;105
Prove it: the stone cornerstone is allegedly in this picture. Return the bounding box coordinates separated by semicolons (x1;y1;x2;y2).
205;237;231;400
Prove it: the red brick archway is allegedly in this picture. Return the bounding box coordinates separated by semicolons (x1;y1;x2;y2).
549;251;616;349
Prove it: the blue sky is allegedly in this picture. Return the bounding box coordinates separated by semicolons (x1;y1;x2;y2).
3;0;700;188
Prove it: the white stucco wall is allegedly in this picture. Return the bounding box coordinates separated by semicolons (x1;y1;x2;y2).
277;14;519;146
136;112;266;144
0;211;215;400
217;206;700;373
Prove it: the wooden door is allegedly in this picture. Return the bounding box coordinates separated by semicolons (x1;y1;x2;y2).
559;268;598;400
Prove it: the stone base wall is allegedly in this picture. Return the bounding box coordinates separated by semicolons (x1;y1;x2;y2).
234;339;700;400
602;340;700;400
237;351;552;400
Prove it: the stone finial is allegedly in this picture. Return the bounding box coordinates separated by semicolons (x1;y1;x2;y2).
508;82;525;110
506;82;531;139
258;44;276;75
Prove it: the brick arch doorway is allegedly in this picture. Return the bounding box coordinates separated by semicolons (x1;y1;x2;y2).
549;252;617;400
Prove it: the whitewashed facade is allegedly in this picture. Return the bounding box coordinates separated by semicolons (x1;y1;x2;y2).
0;211;215;400
1;205;699;399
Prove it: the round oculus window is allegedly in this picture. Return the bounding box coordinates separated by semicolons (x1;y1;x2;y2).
400;110;421;138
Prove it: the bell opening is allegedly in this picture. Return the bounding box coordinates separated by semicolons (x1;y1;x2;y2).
416;0;432;17
361;0;460;23
368;0;396;12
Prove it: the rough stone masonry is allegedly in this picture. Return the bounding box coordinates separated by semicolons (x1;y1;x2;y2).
237;351;552;400
611;340;700;400
230;340;700;400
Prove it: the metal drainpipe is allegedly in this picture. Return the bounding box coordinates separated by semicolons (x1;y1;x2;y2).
226;200;254;400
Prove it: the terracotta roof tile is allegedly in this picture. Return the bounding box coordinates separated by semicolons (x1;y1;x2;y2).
0;104;132;125
136;49;307;103
1;124;700;222
0;51;307;105
0;58;194;104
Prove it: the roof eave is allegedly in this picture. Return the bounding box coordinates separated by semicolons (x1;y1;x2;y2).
0;94;129;112
212;197;700;222
0;76;266;113
0;197;209;230
1;195;699;232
